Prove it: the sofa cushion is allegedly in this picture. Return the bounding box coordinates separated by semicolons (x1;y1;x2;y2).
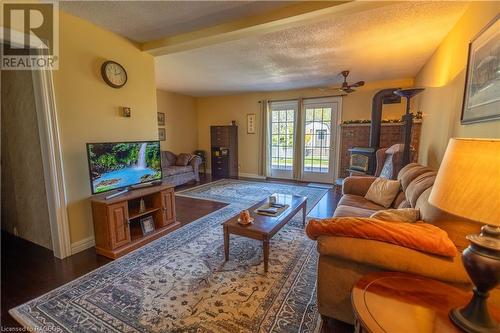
416;187;482;250
370;208;420;223
342;176;377;196
333;205;377;218
398;163;434;192
398;200;412;209
317;236;468;284
390;190;406;208
163;165;192;176
364;177;401;208
338;194;386;211
406;171;437;207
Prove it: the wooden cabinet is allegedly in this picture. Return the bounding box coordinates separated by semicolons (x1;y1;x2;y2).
211;125;238;178
91;184;179;259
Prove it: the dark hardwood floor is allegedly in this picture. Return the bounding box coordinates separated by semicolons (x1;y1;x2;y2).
1;174;348;332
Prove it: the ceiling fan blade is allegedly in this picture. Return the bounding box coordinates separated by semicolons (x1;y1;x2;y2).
344;88;355;93
318;87;340;92
350;81;365;88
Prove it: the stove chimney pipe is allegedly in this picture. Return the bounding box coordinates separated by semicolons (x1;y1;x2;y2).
370;88;401;150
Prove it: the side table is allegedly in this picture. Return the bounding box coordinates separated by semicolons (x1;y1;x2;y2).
352;272;500;333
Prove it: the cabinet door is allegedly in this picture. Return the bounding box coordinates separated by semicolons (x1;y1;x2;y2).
161;190;176;226
107;202;130;248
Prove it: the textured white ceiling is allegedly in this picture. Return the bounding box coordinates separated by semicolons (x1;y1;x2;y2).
60;1;293;43
155;1;468;96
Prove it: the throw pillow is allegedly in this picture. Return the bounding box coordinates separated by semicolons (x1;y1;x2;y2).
364;177;401;208
370;208;420;223
175;153;191;166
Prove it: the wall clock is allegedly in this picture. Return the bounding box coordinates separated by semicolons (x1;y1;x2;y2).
101;60;127;88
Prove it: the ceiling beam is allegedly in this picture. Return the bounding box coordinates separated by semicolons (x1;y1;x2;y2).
142;1;399;57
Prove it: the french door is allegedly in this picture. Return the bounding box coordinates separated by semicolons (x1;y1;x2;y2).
269;101;297;179
267;97;340;183
301;99;339;183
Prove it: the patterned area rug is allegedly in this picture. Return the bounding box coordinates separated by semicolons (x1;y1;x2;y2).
10;179;328;333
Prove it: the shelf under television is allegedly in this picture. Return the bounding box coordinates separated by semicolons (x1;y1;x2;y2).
128;207;160;220
126;222;180;253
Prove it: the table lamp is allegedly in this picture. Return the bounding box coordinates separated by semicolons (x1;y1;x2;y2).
429;138;500;333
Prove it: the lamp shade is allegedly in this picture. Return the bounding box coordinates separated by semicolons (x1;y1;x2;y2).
428;138;500;225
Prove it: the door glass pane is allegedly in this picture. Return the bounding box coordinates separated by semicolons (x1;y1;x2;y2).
270;107;295;172
303;107;332;173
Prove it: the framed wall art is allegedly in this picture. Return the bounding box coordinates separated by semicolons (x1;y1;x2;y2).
461;15;499;124
158;128;166;141
157;112;165;126
247;113;256;134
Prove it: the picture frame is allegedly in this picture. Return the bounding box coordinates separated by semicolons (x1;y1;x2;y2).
461;15;500;124
157;112;165;126
122;107;131;117
140;216;155;236
158;128;166;141
247;113;256;134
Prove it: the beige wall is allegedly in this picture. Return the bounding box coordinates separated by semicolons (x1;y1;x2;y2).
415;2;500;169
1;70;52;249
196;78;413;176
156;90;198;153
54;12;158;244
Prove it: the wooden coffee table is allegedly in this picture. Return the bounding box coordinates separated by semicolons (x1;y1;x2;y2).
352;272;500;333
223;193;307;272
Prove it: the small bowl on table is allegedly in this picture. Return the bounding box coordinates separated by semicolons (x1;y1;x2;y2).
238;210;254;225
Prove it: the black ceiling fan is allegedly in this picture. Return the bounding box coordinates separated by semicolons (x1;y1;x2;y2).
320;70;365;93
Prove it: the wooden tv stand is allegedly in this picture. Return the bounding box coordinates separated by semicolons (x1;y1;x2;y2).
90;184;179;259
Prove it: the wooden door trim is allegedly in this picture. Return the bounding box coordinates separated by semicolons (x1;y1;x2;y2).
31;61;72;258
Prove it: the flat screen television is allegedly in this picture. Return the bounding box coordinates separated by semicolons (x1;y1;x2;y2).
86;141;162;194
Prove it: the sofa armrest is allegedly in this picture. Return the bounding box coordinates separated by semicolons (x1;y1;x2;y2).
317;235;469;284
190;155;202;173
342;176;377;196
190;155;201;166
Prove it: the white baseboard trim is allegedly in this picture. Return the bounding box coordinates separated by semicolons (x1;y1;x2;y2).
71;236;95;255
202;170;265;180
238;172;266;179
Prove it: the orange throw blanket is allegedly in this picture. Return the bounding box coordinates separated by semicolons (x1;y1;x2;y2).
306;217;457;257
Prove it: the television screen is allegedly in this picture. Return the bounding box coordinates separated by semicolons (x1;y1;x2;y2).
87;141;162;194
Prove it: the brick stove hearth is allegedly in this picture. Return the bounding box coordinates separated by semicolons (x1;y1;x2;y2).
339;121;421;178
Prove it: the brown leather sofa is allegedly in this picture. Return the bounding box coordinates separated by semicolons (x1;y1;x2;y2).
316;163;483;324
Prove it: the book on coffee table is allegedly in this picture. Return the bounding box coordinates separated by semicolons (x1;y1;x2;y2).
255;203;289;217
257;207;279;214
